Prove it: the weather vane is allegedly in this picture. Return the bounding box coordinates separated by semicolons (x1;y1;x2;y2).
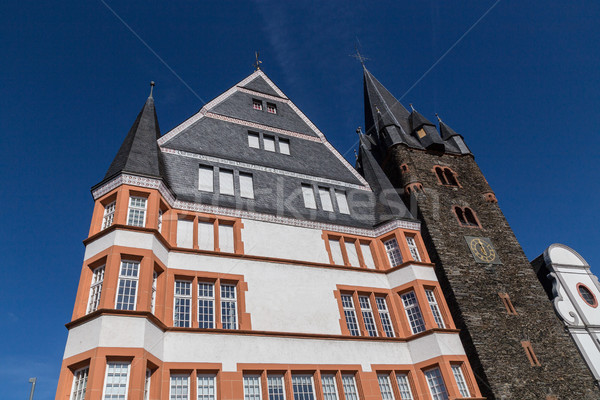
350;45;369;66
253;51;262;71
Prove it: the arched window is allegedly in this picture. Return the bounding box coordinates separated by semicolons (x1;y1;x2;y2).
435;167;447;185
453;206;481;228
454;207;466;224
434;166;460;187
444;169;459;186
464;208;479;227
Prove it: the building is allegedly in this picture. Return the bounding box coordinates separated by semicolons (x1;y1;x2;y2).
532;244;600;384
358;66;599;398
55;69;485;400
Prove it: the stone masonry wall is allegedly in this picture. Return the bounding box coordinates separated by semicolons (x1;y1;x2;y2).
384;145;599;399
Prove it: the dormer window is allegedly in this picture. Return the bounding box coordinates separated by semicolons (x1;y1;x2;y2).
434;166;459;187
267;103;277;114
252;99;263;111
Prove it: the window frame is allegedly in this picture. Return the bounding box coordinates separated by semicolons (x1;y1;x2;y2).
383;237;403;268
425;289;446;329
301;184;317;209
266;102;277;114
451;364;471;398
394;372;414;400
198;281;216;329
400;291;426;334
102;201;116;230
173;279;192;328
252;99;263;111
126;196;148;227
101;362;131;400
70;366;89;400
377;373;395;400
87;265;105;314
405;236;421;262
291;374;316;400
115;260;140;311
197;373;217;400
267;374;286;400
220;282;238;329
169;374;190;400
424;367;449;400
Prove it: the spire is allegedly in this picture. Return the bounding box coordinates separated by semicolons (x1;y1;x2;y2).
438;118;472;155
103;87;163;181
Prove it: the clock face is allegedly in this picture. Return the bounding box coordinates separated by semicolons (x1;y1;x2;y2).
464;236;502;264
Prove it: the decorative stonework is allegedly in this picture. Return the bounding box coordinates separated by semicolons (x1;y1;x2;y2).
92;173;420;236
161;147;370;191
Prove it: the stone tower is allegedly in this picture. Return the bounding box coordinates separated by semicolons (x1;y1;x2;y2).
360;65;599;399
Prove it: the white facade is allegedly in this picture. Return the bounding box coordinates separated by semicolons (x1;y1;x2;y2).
534;243;600;382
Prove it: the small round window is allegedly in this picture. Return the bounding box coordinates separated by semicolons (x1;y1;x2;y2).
577;284;597;307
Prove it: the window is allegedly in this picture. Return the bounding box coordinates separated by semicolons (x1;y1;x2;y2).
115;261;139;310
344;239;360;267
170;374;190;400
405;237;421;262
424;368;448;400
244;375;262;400
267;375;286;400
498;292;517;315
253;99;263;110
325;234;378;268
174;280;192;327
158;209;163;233
425;290;445;329
144;369;151;400
248;132;260;148
301;184;317;209
151;271;157;313
341;375;359;400
70;367;88;400
454;206;480;228
375;297;395;337
335;190;350;214
197;374;216;400
127;196;147;227
177;217;194;248
341;294;360;336
384;238;403;267
102;201;116;230
87;265;105;314
321;374;339;400
279;138;290;155
521;340;541;366
318;187;334;212
463;208;478;227
358;296;378;337
360;242;376;269
218;223;235;253
199;165;214;192
267;103;277;114
577;283;597;307
329;238;344;265
198;282;215;328
291;375;315;400
377;374;395;400
102;362;130;400
240;173;255;199
221;283;238;329
219;169;235;195
395;373;414;400
198;220;215;250
401;291;426;334
434;166;459;187
264;135;276;152
451;365;470;398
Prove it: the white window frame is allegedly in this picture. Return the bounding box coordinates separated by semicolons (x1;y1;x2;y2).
239;172;255;199
263;135;276;152
377;374;395;400
115;260;139;311
101;362;130;400
406;236;421;262
267;375;286;400
87;265;105;314
127;196;147;227
144;369;152;400
248;132;260;149
451;365;471;398
199;165;214;193
279;138;290;155
320;374;339;400
70;366;89;400
384;238;403;267
151;271;157;314
318;187;334;212
291;374;316;400
401;291;426;334
341;294;360;336
219;169;235;196
173;280;192;328
424;368;449;400
426;289;446;329
358;295;378;337
375;297;395;338
198;281;215;329
341;374;359;400
243;374;263;400
267;102;277;114
335;190;350;214
158;209;163;233
197;374;217;400
170;374;190;400
220;283;238;329
253;99;263;111
301;184;317;209
102;201;116;230
395;373;414;400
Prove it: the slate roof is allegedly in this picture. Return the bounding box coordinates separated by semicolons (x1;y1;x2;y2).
103;95;163;181
362;66;471;156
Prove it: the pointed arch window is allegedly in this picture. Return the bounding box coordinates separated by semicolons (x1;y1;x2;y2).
434;166;460;187
453;206;481;228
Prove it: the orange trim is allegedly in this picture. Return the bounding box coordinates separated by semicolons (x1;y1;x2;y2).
576;283;598;308
498;292;518;315
432;165;462;188
452;205;483;229
521;340;542;367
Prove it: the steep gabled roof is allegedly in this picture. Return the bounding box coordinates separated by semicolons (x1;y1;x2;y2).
103;95;163;181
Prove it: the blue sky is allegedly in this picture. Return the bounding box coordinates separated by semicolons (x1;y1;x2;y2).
1;1;599;398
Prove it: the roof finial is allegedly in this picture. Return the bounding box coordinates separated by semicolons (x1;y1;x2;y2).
435;113;442;123
253;51;262;71
350;43;369;67
149;81;155;98
356;126;363;135
409;103;415;112
354;149;359;160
